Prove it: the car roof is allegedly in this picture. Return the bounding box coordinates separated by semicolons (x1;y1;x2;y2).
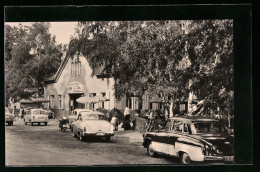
80;111;105;115
31;109;45;111
73;109;93;113
169;116;219;122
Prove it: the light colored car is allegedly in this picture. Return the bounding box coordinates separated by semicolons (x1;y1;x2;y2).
71;111;115;142
67;109;93;128
24;109;49;126
5;107;15;126
143;116;234;164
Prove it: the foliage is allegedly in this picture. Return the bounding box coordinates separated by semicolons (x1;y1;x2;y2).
5;22;62;103
68;20;233;116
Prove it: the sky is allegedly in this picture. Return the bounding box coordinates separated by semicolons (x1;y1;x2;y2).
5;22;78;45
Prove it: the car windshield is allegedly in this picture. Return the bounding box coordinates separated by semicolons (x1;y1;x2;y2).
191;122;226;134
81;114;107;121
32;110;45;115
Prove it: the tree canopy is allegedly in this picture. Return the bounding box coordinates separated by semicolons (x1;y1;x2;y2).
68;20;233;115
5;22;63;103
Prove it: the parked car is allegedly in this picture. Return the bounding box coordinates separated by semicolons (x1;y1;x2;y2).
5;107;15;126
67;109;93;129
24;109;49;126
71;111;115;142
142;116;234;164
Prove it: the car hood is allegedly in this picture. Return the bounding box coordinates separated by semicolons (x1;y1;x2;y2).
80;120;111;132
192;134;234;155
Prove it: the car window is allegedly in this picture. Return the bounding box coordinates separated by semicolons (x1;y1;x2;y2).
191;122;226;134
32;110;45;115
77;114;82;120
165;120;173;131
81;114;107;121
173;121;183;132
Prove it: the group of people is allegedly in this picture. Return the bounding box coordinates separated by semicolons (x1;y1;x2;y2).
109;105;134;131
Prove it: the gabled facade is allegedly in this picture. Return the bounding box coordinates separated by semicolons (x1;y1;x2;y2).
44;55;118;117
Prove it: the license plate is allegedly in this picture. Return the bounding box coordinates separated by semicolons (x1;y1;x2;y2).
224;156;234;162
96;132;105;136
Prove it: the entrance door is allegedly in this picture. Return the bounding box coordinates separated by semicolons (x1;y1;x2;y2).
69;94;83;112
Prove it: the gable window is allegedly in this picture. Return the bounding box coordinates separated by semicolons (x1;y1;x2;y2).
71;58;81;77
50;95;55;109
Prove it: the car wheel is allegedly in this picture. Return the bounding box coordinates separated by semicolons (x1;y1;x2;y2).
79;134;85;141
44;122;47;126
147;141;157;157
7;122;11;126
180;152;191;164
38;123;40;126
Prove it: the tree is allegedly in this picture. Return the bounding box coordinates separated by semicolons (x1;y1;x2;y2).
5;22;63;103
67;20;233;117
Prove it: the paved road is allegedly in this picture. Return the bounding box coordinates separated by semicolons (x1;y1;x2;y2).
5;118;179;166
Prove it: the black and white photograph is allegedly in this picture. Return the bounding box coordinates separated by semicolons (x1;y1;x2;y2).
4;18;236;166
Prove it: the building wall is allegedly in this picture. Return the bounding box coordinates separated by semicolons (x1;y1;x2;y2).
44;56;116;117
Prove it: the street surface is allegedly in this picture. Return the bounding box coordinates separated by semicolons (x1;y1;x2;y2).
5;118;178;166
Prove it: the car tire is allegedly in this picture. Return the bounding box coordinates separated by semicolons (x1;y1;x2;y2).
79;134;85;141
44;122;47;126
180;152;191;164
105;136;111;142
147;141;157;157
7;122;11;126
38;123;40;126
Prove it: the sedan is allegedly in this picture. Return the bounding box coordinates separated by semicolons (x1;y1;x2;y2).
71;111;115;142
24;109;49;126
142;116;234;164
5;107;15;126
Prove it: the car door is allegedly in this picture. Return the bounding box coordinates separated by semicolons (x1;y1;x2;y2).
148;122;169;154
167;120;186;157
73;114;82;135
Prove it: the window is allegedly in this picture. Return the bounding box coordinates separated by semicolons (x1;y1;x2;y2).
101;93;106;108
50;95;55;109
150;103;153;110
126;98;132;109
71;58;81;77
58;95;63;109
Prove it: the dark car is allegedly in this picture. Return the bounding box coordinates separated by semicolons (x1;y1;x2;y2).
142;116;234;164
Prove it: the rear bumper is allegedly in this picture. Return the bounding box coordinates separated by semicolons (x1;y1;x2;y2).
204;155;234;162
32;120;48;123
6;118;14;122
83;132;114;137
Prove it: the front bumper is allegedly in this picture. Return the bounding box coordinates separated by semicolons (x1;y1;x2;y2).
204;155;234;162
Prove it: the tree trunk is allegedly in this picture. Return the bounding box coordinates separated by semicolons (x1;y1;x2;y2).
169;101;174;117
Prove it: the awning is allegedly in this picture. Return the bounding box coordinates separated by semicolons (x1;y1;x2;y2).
76;96;109;104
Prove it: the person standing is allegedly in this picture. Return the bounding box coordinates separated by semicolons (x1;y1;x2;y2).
124;105;130;122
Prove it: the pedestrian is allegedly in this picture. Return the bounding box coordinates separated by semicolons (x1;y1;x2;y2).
124;105;130;122
110;113;118;131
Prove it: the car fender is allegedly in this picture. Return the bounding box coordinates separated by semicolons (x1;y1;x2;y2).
175;137;204;162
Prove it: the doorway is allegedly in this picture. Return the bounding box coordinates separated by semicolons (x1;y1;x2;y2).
69;94;83;112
